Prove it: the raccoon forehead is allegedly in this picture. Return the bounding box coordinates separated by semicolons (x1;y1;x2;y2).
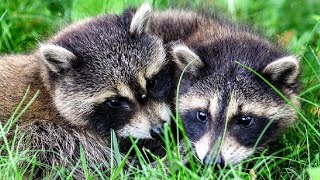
184;34;284;78
70;36;166;79
59;38;166;89
49;13;166;71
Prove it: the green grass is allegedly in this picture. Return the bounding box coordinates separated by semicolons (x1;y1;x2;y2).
1;0;320;179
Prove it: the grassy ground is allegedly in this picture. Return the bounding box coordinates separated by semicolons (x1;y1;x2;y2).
1;0;320;179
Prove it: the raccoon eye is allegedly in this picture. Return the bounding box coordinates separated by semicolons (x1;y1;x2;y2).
107;98;123;109
238;116;255;127
147;78;157;90
196;111;208;123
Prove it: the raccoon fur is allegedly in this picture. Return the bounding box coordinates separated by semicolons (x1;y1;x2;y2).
0;4;174;177
148;10;300;166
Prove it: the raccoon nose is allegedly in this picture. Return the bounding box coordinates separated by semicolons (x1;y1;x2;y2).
203;154;225;167
150;125;164;140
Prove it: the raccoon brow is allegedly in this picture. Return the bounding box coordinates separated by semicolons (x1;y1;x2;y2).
238;101;281;118
180;97;209;112
89;90;118;104
231;107;269;121
90;86;135;105
117;84;136;101
137;72;147;91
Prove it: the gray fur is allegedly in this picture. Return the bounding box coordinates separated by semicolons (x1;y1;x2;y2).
1;4;174;178
14;121;122;179
40;44;76;73
148;10;300;165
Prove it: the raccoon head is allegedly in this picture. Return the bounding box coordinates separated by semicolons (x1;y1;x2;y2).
173;36;300;166
39;4;174;141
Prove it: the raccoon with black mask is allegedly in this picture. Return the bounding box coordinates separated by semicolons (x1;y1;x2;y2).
0;4;174;177
148;9;300;166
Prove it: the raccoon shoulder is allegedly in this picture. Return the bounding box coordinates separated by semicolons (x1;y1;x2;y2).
0;54;59;123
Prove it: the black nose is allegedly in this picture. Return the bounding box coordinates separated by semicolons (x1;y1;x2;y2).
203;154;225;167
150;125;164;140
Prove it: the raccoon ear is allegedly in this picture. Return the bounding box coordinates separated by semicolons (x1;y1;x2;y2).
129;3;152;36
172;44;204;76
40;44;76;73
263;56;300;84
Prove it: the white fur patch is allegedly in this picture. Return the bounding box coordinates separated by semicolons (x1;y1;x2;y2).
179;96;208;113
54;87;93;126
117;111;152;139
209;94;219;117
221;136;254;165
155;103;171;124
226;91;238;122
194;133;211;162
241;101;279;117
117;123;152;139
117;84;136;102
137;72;147;91
117;102;171;139
89;90;118;104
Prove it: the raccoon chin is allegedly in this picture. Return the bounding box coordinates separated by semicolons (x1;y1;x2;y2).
117;137;166;162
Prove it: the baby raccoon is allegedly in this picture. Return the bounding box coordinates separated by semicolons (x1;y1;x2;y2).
149;10;300;166
40;4;173;143
0;4;173;176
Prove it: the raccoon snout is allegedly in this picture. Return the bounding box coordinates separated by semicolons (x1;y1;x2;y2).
203;154;225;167
150;125;164;140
